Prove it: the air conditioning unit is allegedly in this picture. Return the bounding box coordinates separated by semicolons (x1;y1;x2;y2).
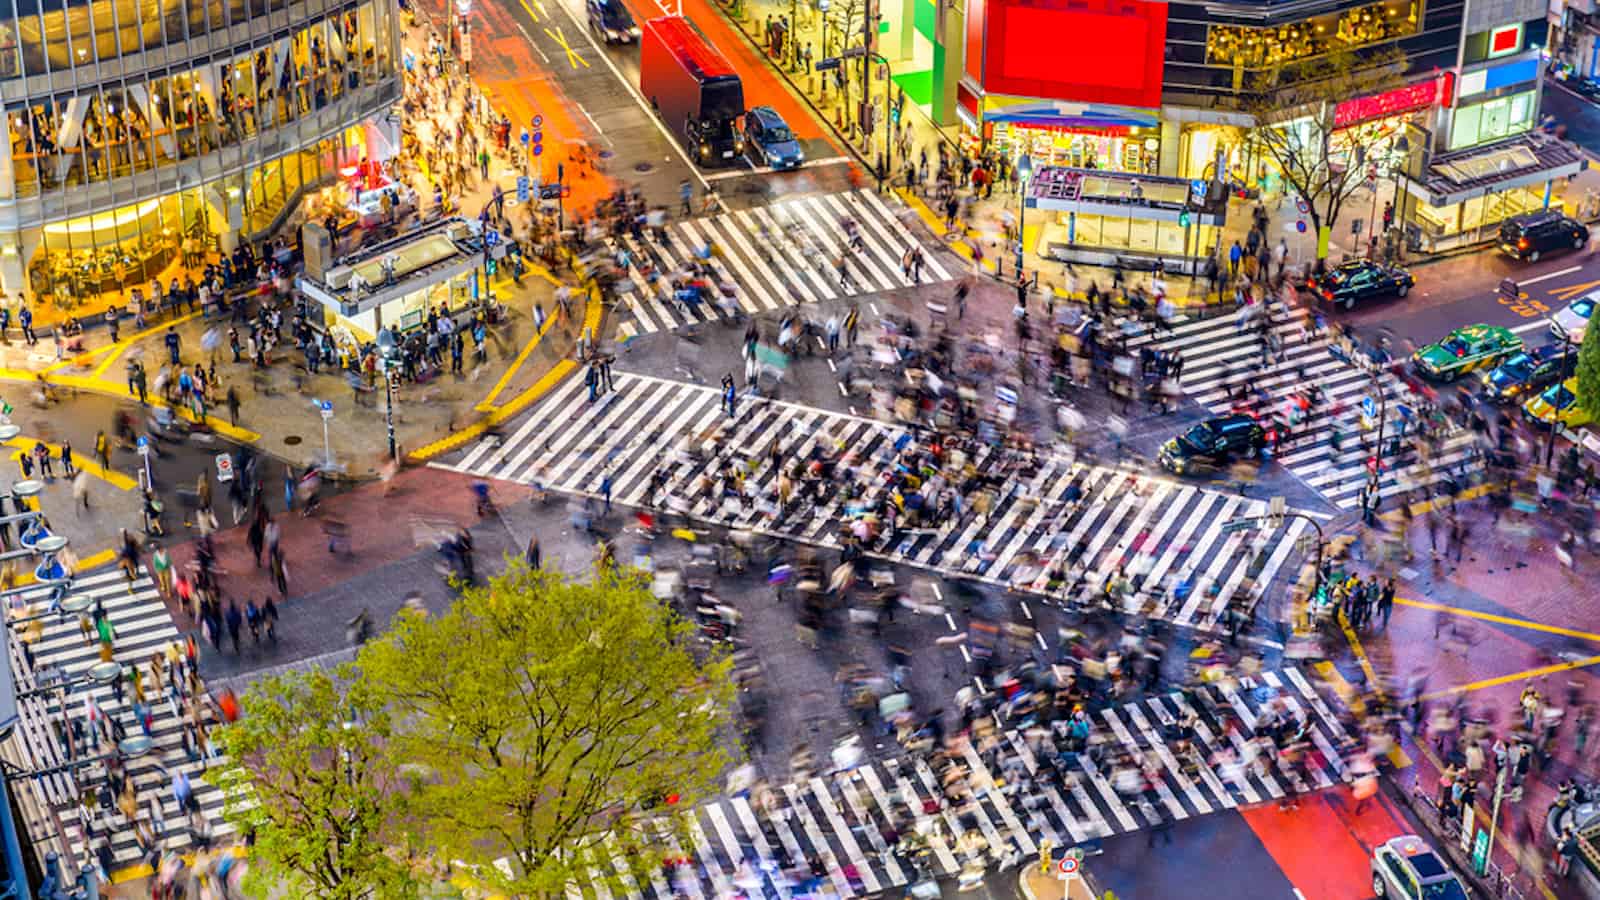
325;265;354;290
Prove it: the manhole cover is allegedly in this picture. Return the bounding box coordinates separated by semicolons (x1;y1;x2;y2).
634;162;654;173
284;435;303;445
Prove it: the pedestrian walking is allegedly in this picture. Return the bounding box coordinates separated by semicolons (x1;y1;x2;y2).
722;373;738;417
59;442;74;477
525;534;541;570
71;469;90;512
94;430;110;472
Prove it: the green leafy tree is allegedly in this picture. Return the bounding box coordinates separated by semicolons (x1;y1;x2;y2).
358;564;739;898
1577;317;1600;418
213;665;422;900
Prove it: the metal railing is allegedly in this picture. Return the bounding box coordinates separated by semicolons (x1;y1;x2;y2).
1406;786;1528;900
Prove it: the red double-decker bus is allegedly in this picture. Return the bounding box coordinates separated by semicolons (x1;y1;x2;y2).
639;15;745;166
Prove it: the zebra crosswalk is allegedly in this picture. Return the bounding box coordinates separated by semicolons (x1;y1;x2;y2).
1138;309;1481;510
440;371;1312;631
593;666;1351;900
3;567;235;870
606;191;954;338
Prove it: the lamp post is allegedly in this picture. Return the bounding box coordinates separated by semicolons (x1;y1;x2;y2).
1544;323;1574;468
1388;134;1410;260
376;328;400;462
1015;152;1033;278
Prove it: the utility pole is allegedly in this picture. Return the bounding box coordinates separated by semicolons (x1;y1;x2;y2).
860;0;872;145
1545;327;1573;467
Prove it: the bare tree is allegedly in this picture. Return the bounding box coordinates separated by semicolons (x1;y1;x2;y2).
1244;49;1408;267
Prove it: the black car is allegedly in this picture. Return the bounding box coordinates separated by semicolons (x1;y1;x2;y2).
1306;260;1414;309
1159;414;1266;474
1498;211;1589;262
587;0;638;42
1480;343;1578;403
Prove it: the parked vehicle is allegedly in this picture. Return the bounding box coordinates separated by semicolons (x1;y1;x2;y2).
1498;210;1589;262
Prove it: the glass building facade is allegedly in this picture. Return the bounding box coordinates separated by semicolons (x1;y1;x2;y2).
0;0;400;305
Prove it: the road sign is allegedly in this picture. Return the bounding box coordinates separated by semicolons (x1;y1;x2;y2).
533;144;543;156
485;228;501;247
320;400;334;420
1269;495;1285;519
520;128;530;147
1221;519;1254;534
215;453;234;482
1362;395;1377;418
1472;828;1490;876
1498;277;1520;301
814;56;840;71
1056;856;1079;878
517;175;530;203
532;114;543;128
136;435;149;455
1296;220;1307;233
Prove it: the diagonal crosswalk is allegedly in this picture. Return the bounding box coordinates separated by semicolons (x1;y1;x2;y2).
1135;310;1484;509
3;567;235;870
605;191;954;338
597;666;1351;900
440;372;1311;631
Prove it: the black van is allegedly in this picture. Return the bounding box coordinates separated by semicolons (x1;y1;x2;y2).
587;0;638;43
1498;210;1589;262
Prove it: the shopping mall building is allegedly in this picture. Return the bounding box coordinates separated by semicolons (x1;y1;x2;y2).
875;0;1582;259
0;0;401;307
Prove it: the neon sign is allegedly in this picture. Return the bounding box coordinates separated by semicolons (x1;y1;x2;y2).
1334;81;1438;129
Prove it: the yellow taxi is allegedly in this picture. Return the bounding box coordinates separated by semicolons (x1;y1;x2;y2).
1522;377;1595;430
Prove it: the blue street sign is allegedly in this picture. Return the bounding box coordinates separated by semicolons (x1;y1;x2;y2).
320;400;333;412
532;115;543;128
532;131;543;145
1362;395;1376;417
533;144;543;156
485;228;501;247
136;436;148;449
517;175;530;203
519;129;530;146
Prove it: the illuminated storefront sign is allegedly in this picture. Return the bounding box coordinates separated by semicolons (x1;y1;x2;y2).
1488;23;1524;58
1334;78;1443;128
973;0;1168;109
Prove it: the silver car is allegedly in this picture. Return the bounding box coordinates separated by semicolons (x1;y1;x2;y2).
1551;293;1595;345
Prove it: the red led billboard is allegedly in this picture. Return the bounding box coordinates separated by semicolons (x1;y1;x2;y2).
979;0;1167;109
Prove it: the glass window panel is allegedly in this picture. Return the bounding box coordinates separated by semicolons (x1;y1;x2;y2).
0;4;23;79
186;0;208;41
1509;92;1533;131
66;0;93;69
1480;97;1509;143
41;0;69;71
112;0;139;53
14;8;46;77
93;0;119;60
1451;105;1482;151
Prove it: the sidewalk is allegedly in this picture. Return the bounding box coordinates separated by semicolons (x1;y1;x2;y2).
0;14;607;478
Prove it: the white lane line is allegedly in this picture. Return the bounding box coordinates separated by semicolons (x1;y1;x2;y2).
1521;265;1582;286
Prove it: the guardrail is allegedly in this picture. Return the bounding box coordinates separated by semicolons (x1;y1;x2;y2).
1406;786;1528;900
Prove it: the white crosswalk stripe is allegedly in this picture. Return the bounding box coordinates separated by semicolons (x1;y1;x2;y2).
588;667;1349;900
1136;310;1484;509
607;192;954;338
441;372;1311;632
3;568;238;871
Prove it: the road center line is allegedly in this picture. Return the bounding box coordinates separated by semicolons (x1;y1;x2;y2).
1520;265;1583;286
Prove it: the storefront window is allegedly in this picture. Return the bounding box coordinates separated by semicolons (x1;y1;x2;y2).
1206;0;1420;69
1449;90;1536;150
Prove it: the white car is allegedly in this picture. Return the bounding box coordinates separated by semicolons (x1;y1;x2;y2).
1551;292;1595;344
1372;835;1469;900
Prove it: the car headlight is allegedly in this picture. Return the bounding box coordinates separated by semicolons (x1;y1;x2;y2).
630;26;641;36
795;148;805;160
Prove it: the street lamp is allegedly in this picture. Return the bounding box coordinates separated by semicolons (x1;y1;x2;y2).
1015;152;1033;278
376;328;400;462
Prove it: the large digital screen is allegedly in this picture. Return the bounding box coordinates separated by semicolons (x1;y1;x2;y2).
980;0;1167;108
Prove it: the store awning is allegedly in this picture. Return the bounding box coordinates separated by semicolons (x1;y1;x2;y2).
1409;132;1587;207
983;101;1160;133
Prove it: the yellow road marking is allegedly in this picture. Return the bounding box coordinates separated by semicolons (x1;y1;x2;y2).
1336;609;1386;699
1418;653;1600;703
544;26;589;69
0;371;261;445
1549;278;1600;302
3;437;137;491
477;297;564;412
519;0;540;19
1396;596;1600;644
408;293;602;462
11;548;116;587
1314;661;1412;768
1380;482;1493;521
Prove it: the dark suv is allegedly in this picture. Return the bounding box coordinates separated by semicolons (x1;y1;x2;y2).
1159;414;1266;475
587;0;638;42
1499;211;1589;262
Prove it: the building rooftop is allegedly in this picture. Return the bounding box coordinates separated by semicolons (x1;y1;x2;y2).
1422;131;1586;197
297;217;489;317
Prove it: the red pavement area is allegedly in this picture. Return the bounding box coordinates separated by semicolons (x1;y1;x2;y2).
425;0;618;216
620;0;841;148
1241;787;1412;900
164;468;528;619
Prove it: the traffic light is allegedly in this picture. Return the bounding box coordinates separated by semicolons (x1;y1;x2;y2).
1178;210;1191;228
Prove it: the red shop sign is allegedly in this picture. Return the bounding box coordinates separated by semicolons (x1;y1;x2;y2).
1334;81;1438;129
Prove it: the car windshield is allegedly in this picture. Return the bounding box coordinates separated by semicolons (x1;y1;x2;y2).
1440;335;1473;356
1182;423;1219;447
765;126;794;142
1328;268;1358;284
1421;878;1469;900
1498;353;1532;378
1548;384;1577;408
1572;298;1596;319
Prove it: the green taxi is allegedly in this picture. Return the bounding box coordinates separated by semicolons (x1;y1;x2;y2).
1412;323;1523;382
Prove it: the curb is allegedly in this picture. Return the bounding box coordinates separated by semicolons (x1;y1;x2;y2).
407;289;604;463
